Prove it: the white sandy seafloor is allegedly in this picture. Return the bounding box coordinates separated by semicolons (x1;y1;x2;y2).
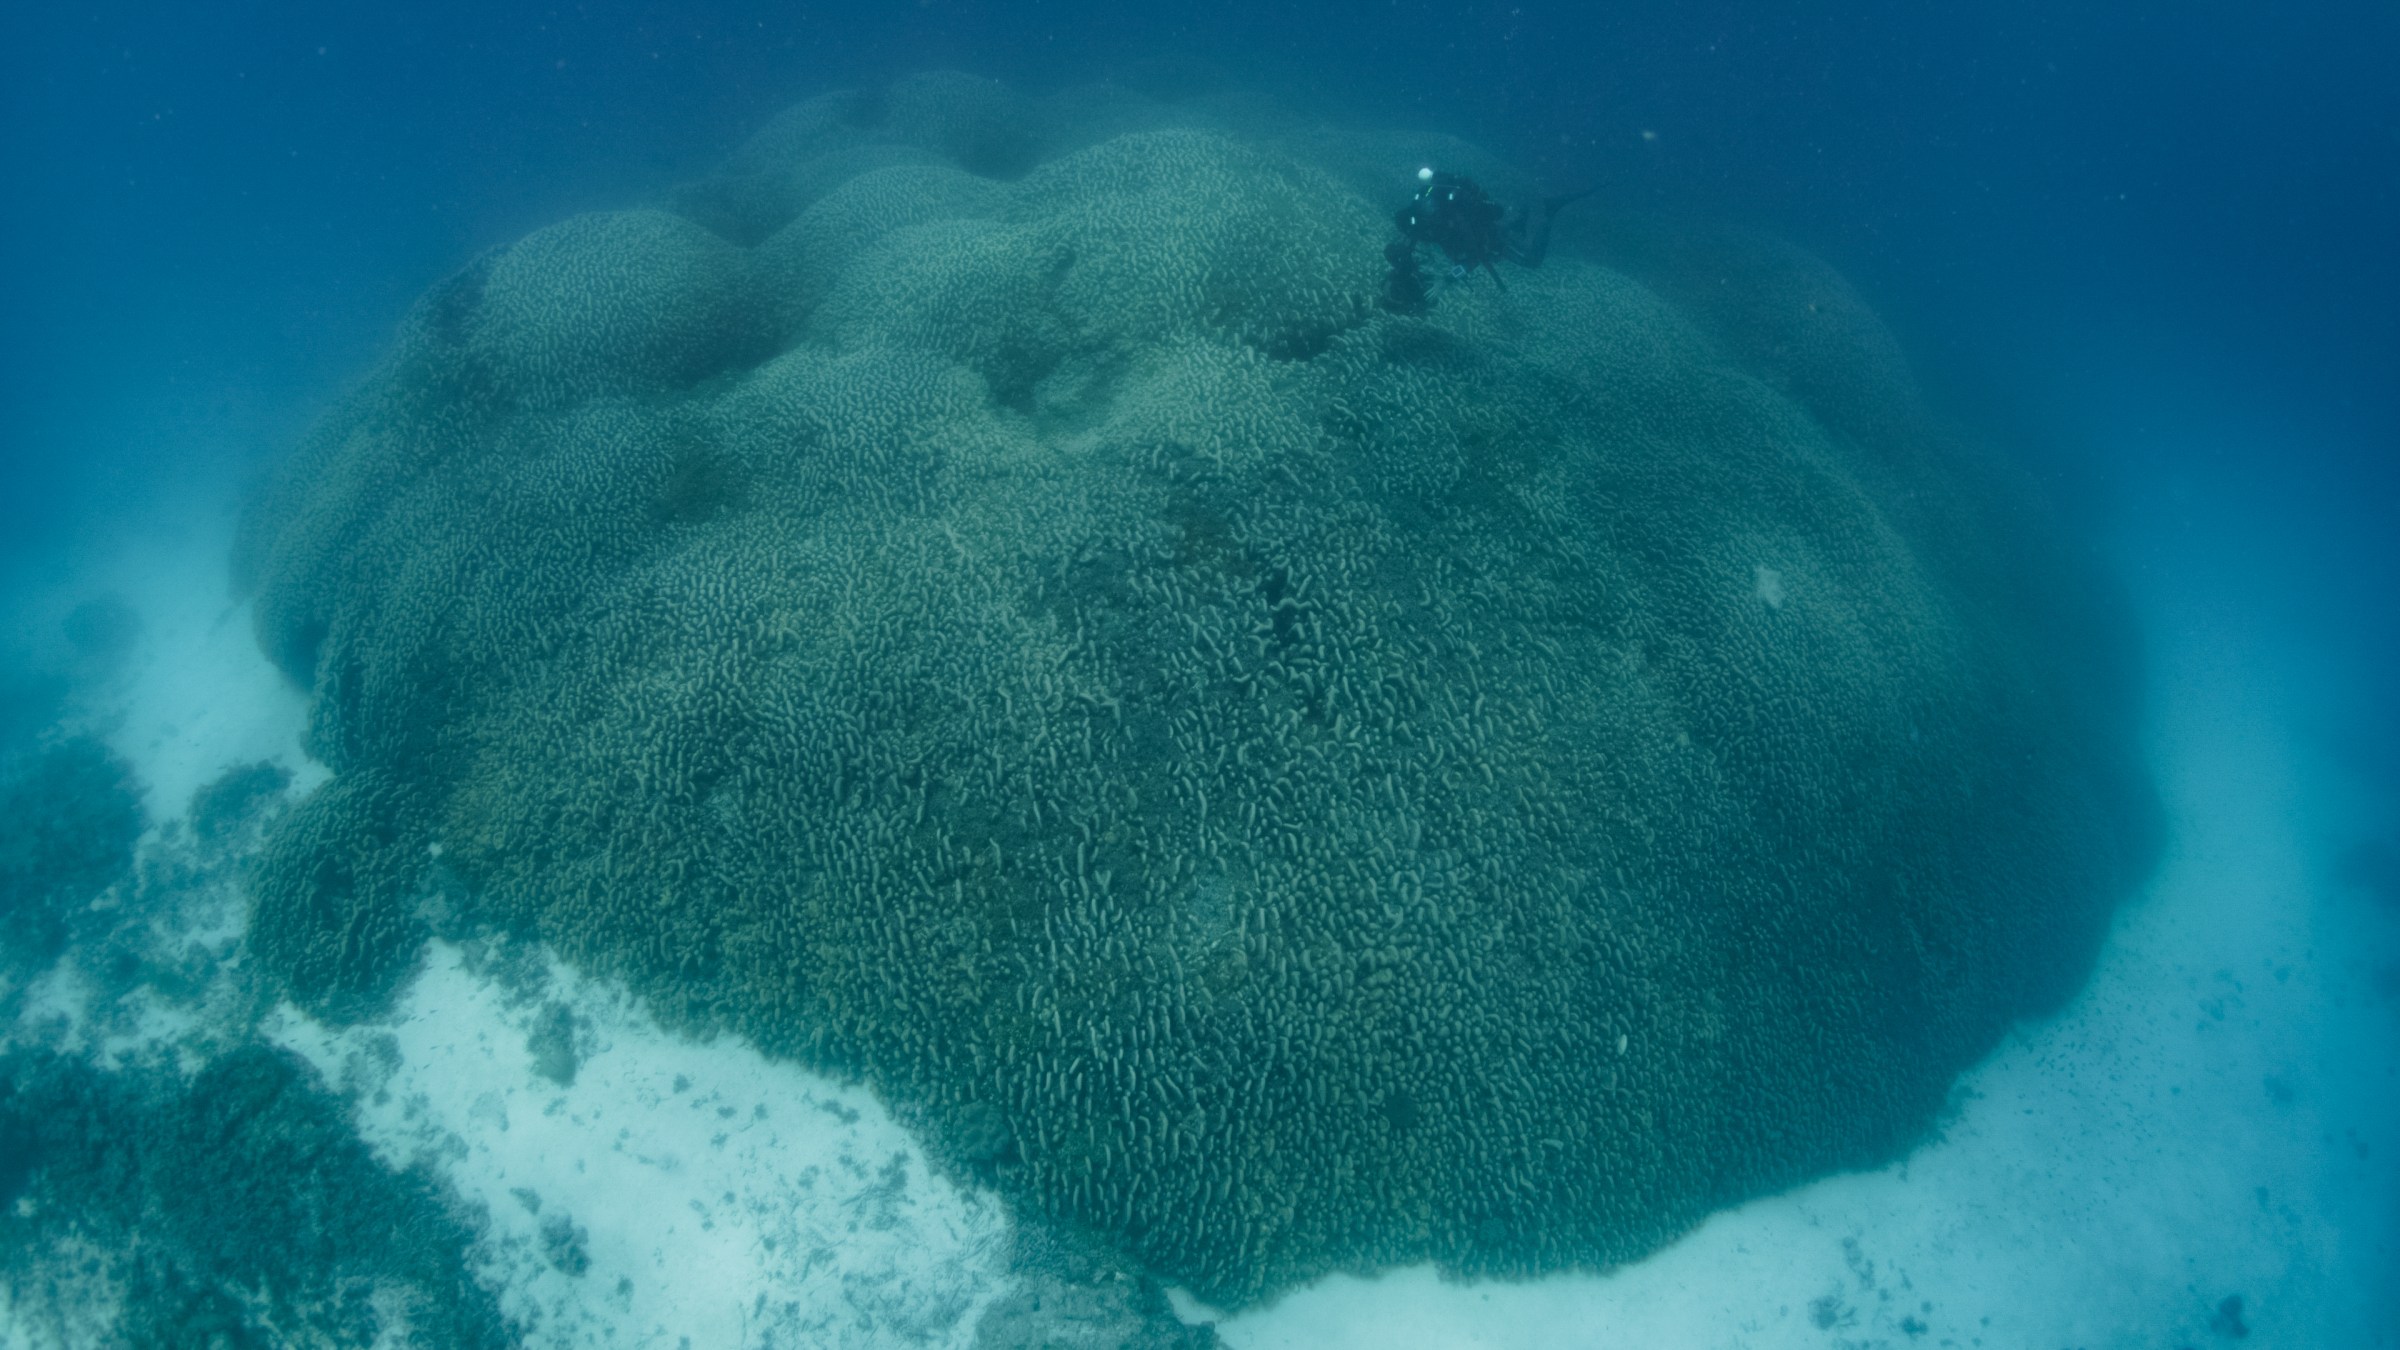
264;945;1013;1348
7;459;2395;1348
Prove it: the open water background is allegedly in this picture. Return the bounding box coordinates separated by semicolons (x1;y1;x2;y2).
3;2;2395;1343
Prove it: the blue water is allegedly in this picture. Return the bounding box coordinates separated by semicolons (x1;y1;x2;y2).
4;2;2395;1345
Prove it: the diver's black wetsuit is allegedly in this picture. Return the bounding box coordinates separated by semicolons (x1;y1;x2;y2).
1384;171;1586;311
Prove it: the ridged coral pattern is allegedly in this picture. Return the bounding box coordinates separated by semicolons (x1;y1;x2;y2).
234;73;2156;1306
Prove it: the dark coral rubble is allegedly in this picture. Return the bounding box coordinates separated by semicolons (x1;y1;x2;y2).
234;73;2158;1305
1;732;144;972
0;1046;510;1347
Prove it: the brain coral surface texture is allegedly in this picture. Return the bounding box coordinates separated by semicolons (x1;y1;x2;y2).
237;74;2157;1306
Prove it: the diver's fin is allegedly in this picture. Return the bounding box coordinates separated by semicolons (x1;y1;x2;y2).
1514;189;1592;269
1542;187;1597;216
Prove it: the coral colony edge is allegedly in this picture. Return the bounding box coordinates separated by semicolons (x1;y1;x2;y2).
234;73;2156;1309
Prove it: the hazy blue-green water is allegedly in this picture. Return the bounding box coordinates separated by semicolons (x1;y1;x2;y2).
4;5;2394;1346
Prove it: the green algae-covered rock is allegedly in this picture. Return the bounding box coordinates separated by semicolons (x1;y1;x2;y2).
234;75;2156;1307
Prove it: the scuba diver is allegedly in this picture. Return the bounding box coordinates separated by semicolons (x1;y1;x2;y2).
1384;167;1589;313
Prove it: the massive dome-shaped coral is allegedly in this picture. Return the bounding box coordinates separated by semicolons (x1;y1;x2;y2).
235;74;2155;1305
